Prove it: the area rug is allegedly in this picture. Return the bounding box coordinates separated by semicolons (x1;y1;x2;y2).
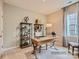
25;47;74;59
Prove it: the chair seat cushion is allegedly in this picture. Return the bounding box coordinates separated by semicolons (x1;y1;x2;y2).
69;42;79;46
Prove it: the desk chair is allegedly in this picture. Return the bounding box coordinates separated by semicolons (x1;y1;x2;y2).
50;32;57;50
68;42;79;55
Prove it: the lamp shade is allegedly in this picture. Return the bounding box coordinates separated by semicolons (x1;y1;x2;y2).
46;24;52;27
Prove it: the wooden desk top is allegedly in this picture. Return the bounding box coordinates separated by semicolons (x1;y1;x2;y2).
32;36;56;45
33;36;52;41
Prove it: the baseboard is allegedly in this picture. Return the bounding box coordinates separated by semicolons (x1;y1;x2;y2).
3;46;19;52
0;46;19;57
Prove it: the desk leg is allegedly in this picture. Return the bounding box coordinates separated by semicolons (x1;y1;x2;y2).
32;45;36;54
32;44;38;59
32;41;37;54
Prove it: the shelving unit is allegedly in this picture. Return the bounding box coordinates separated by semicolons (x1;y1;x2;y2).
20;22;32;48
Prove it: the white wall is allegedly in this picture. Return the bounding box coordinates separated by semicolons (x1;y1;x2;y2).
46;9;64;46
3;3;46;49
0;0;3;55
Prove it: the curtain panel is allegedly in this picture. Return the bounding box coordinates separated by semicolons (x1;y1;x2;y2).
63;2;79;46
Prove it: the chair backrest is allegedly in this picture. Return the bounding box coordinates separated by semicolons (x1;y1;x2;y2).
67;36;78;43
64;36;78;46
51;32;56;37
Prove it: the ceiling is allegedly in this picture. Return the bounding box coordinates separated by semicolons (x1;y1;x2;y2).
4;0;79;15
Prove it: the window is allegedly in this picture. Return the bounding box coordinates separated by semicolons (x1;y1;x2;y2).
64;3;78;36
66;13;78;36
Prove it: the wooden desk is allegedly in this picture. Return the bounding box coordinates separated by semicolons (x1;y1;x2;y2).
32;36;54;53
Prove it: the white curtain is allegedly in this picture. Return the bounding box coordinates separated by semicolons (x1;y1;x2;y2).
63;3;79;46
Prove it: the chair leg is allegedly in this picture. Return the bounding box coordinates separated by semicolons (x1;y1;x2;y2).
46;44;47;50
78;53;79;58
39;46;41;53
68;43;70;53
50;41;55;47
78;47;79;58
50;41;58;50
72;46;74;55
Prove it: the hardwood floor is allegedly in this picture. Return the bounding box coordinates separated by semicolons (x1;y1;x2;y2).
1;46;79;59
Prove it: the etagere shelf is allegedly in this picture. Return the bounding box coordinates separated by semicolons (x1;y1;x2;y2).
20;22;32;48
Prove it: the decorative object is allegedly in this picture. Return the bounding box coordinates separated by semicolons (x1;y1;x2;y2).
24;16;29;23
34;19;44;37
20;22;32;48
46;24;52;27
35;19;39;24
